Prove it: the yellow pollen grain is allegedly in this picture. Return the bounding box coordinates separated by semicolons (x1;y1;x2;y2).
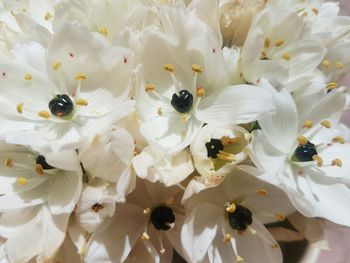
327;82;337;89
76;98;88;106
312;8;319;15
282;53;291;61
191;64;203;73
141;232;150;240
332;136;345;144
320;120;331;129
75;73;86;80
264;37;271;48
236;255;244;262
334;62;344;69
52;61;62;70
275;39;285;47
223;233;232;242
312;155;323;167
24;74;32;81
297;135;308;146
4;158;13;167
17;177;28;186
16;102;24;114
226;203;236;213
145;84;155;92
322;60;330;67
332;159;342;167
98;27;108;36
143;208;151;215
35;164;44;175
164;64;175;72
275;213;285;222
157;107;163;116
44;11;52;21
38;111;50;119
303;120;313;129
257;189;268;196
196;86;205;97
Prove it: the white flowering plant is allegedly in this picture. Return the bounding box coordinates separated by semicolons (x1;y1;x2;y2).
0;0;349;262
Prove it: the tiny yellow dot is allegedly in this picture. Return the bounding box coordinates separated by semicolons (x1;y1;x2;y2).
97;27;108;36
44;11;52;21
24;74;32;81
75;98;88;106
38;111;50;119
17;177;28;186
164;64;175;72
16;103;24;113
282;53;291;61
52;61;62;70
75;73;86;81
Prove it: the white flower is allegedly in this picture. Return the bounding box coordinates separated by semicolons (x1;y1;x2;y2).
181;169;294;263
0;23;134;153
85;179;186;263
251;85;350;227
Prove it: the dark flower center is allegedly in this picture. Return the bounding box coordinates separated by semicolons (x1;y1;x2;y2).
150;205;175;231
171;90;193;113
49;94;74;117
36;155;55;170
205;139;224;158
227;204;253;231
292;141;317;162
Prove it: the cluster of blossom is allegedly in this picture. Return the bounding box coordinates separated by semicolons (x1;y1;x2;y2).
0;0;349;262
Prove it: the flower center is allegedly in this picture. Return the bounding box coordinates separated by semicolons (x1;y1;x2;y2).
49;94;74;117
150;205;175;231
292;141;318;162
227;204;253;231
35;155;55;170
171;90;193;113
205;139;224;158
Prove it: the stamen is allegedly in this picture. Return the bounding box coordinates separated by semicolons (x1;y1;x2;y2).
312;8;319;15
221;136;239;146
282;53;291;61
181;114;191;123
260;51;268;60
226;203;237;213
271;243;279;249
223;233;232;242
334;62;343;69
75;98;88;106
97;27;108;36
16;102;23;113
75;73;86;81
35;164;44;175
24;74;32;81
236;255;244;262
38;111;50;119
52;61;62;70
191;64;203;73
164;64;175;72
157;107;163;116
297;135;308;146
274;213;285;222
327;82;337;90
332;136;345;144
4;158;13;167
165;196;174;205
166;222;175;228
320;120;331;129
332;159;342;167
196;86;205;98
158;232;165;254
303;120;313;129
17;177;28;186
44;11;52;20
264;38;271;48
145;84;155;92
322;60;330;67
141;232;150;240
274;39;284;47
91;203;104;213
217;151;236;162
257;189;268;196
312;155;323;167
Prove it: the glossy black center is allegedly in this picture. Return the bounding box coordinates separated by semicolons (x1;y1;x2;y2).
171;90;193;113
36;155;55;170
228;205;253;231
205;139;224;159
49;94;74;117
293;141;317;162
150;205;175;231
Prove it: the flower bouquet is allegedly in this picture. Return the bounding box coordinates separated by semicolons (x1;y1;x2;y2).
0;0;349;262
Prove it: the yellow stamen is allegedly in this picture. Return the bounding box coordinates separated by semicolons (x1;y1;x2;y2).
75;98;88;106
191;64;203;73
322;60;330;67
16;102;24;113
97;27;108;36
217;151;235;162
260;51;268;60
275;213;285;222
221;136;239;146
320;120;331;129
141;232;150;240
157;107;163;116
332;136;345;144
327;82;337;90
17;177;28;186
334;62;344;69
143;208;151;215
264;37;271;48
226;203;236;213
312;8;319;15
303;120;313;129
302;11;308;17
44;11;52;20
297;135;308;146
236;255;244;262
282;53;291;61
24;74;32;81
164;64;175;72
332;159;342;167
4;158;13;167
52;61;62;70
181;114;191;123
75;73;86;80
196;86;205;97
35;164;44;175
145;84;155;92
312;155;323;167
257;189;268;196
271;243;279;249
165;196;174;205
223;233;232;242
38;111;50;119
275;39;284;47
